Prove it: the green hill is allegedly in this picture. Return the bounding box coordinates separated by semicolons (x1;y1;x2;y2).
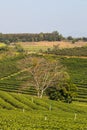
0;52;87;129
61;57;87;102
0;90;87;130
0;54;87;101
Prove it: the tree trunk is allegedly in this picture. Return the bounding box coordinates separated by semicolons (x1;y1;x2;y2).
37;91;40;98
40;90;44;98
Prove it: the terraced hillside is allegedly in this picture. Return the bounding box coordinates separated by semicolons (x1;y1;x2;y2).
0;54;87;101
0;90;87;130
0;54;23;91
61;57;87;102
0;53;87;129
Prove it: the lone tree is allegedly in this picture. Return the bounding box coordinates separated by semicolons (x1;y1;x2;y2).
18;56;69;98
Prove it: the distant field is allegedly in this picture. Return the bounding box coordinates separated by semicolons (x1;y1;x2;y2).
17;41;87;52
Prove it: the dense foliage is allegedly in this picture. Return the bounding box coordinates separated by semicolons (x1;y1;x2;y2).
47;46;87;56
0;31;87;45
67;36;87;43
0;31;64;44
46;81;77;103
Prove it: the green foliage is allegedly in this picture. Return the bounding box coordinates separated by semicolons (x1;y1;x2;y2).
48;46;87;56
15;44;24;52
0;109;87;130
0;54;26;92
67;36;73;41
10;93;45;110
0;53;86;102
46;87;61;100
67;36;81;42
4;40;10;44
0;44;8;51
0;97;14;109
0;32;64;43
46;80;77;103
0;91;87;129
0;91;30;110
61;57;87;102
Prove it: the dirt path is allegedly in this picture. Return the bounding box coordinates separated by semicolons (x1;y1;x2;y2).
0;69;27;81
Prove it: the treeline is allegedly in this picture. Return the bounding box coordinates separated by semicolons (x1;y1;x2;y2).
0;31;87;44
47;46;87;56
0;31;64;44
67;36;87;43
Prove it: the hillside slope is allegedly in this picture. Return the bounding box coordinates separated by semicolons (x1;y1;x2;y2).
0;54;87;102
0;90;87;130
61;57;87;102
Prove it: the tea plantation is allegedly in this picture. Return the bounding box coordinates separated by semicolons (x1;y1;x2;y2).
0;53;87;129
61;57;87;102
0;54;87;101
0;90;87;130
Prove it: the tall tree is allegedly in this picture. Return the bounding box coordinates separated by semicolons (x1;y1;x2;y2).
18;56;69;98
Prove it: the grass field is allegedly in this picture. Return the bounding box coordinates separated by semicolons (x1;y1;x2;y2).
0;90;87;130
16;41;87;52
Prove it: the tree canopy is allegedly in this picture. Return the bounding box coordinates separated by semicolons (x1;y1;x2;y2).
0;31;64;44
18;56;76;100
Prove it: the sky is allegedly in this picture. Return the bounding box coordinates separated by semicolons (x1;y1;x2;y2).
0;0;87;37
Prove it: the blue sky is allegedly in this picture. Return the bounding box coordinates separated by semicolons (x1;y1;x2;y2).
0;0;87;37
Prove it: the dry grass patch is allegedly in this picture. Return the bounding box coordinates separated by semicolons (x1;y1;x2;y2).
16;41;87;52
